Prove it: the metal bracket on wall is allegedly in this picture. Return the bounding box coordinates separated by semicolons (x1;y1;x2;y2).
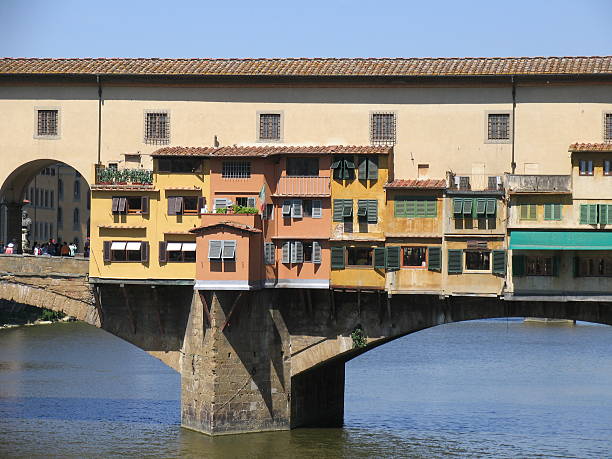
222;291;245;332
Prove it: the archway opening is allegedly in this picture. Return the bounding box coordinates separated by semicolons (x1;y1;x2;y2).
0;160;90;256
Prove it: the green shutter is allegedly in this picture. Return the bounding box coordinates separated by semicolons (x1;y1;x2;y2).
492;250;506;275
462;198;473;215
358;156;367;180
486;198;497;216
580;204;588;224
476;198;487;215
357;200;368;217
406;199;416;218
394;198;406;218
426;199;437;217
453;198;463;215
552;255;560;277
520;204;529;220
544;203;552;220
343;159;355;179
428;246;441;272
374;247;386;269
512;254;525;277
529;203;537;220
415;199;426;217
599;204;612;225
521;204;536;220
367;200;378;223
386;246;401;271
447;249;463;273
588;204;598;224
331;247;345;269
333;199;344;222
367;156;378;180
553;204;562;221
343;199;353;217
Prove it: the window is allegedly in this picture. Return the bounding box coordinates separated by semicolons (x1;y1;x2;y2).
370;113;396;145
543;203;562;221
286;158;319;176
282;199;321;218
37;109;58;136
236;197;256;208
264;203;274;220
281;241;321;264
144;111;170;144
520;203;537;220
487;113;510;141
331;156;355;180
605;113;612;143
577;256;612;277
357;200;378;223
357;156;379;180
604;160;611;176
264;242;275;264
214;198;229;210
104;241;148;262
580;204;599;224
157;157;203;173
222;161;251;179
58;207;63;228
208;240;236;260
418;164;429;179
168;196;200;215
395;197;437;218
74;180;81;200
44;190;49;208
112;196;149;215
302;199;322;218
403;247;427;267
579;160;594;176
259;113;281;141
73;208;80;229
347;247;373;266
50;191;54;209
465;250;490;271
525;255;554;276
163;241;196;263
58;179;63;200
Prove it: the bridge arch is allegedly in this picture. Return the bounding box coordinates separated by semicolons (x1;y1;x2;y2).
0;159;91;254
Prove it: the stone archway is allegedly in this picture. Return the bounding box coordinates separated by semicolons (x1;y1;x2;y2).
0;159;91;254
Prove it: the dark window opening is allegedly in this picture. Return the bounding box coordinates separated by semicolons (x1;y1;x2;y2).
347;247;373;266
286;158;319;176
526;255;554;276
157;157;202;173
403;247;427;267
465;251;490;270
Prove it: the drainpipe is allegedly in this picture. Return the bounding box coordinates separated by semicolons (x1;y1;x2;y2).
511;75;516;174
96;75;103;165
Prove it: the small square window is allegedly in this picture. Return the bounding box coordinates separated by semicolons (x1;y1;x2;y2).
259;113;281;141
37;110;58;136
222;161;251;178
144;111;170;144
579;160;594;176
370;113;396;145
487;113;510;140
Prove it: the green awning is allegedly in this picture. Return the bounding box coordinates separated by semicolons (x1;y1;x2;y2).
510;231;612;250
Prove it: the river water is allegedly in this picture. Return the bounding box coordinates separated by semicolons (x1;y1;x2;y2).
1;319;611;458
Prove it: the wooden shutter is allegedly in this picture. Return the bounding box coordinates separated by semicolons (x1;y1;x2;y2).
447;249;463;273
198;197;206;213
312;200;322;219
159;241;167;263
208;240;222;259
331;247;345;269
404;199;416;218
476;198;487;215
453;198;463;215
312;241;322;264
462;198;473;215
357;200;368;217
599;204;611;224
174;197;184;215
103;241;111;262
342;200;353;218
520;204;529;220
247;197;256;208
544;203;552;220
222;240;236;259
529;203;536;220
333;199;344;221
111;197;120;213
141;241;149;263
512;254;525;277
415;199;426;218
358;156;368;180
118;197;127;213
282;200;292;216
367;200;378;223
293;241;304;263
343;159;355;179
141;196;149;215
264;242;275;264
553;204;562;221
292;200;303;218
386;246;401;271
486;199;497;216
425;199;437;218
282;242;290;264
367;156;378;180
374;247;386;269
428;247;441;272
492;250;506;275
214;198;227;210
395;198;406;218
588;204;598;224
168;197;177;215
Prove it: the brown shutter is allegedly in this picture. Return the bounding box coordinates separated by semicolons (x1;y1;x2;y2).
141;241;149;263
111;197;119;213
159;241;167;263
103;241;111;262
118;197;127;213
198;196;206;214
175;197;184;215
167;197;177;215
141;196;149;215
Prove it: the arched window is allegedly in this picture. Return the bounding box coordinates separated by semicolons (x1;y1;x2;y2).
73;208;80;229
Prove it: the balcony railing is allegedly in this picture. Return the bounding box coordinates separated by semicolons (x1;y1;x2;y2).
273;176;331;197
447;172;503;192
95;165;153;185
505;174;571;194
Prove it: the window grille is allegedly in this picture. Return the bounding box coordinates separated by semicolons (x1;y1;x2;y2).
222;161;251;178
605;113;612;143
259;113;281;140
370;113;396;145
487;114;510;140
144;112;170;144
37;110;58;136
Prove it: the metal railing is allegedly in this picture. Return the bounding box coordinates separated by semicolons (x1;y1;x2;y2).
273;176;331;196
447;172;503;192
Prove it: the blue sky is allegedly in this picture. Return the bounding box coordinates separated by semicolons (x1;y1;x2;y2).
1;0;611;58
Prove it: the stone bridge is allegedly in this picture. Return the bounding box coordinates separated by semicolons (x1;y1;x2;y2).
1;255;612;435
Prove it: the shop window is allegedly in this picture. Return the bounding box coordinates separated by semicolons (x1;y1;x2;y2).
346;247;373;267
525;255;554;276
465;250;491;271
577;256;612;277
402;247;427;267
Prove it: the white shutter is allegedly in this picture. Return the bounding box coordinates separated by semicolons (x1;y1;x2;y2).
282;242;290;264
111;241;127;250
182;242;197;251
312;241;322;264
222;240;236;259
214;198;227;210
292;200;303;218
125;242;142;251
282;200;292;216
293;241;304;263
166;242;182;251
247;197;256;208
312;200;322;218
208;240;222;259
264;242;275;264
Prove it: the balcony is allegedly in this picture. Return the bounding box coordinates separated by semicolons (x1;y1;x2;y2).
272;176;331;197
95;165;153;186
447;172;503;192
505;174;571;194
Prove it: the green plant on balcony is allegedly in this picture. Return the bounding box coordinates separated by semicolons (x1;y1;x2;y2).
232;205;259;214
129;169;153;185
215;207;228;214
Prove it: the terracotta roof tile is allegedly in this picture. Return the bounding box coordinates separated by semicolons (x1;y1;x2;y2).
569;142;612;152
190;221;262;234
152;145;391;157
1;57;610;77
384;179;447;189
